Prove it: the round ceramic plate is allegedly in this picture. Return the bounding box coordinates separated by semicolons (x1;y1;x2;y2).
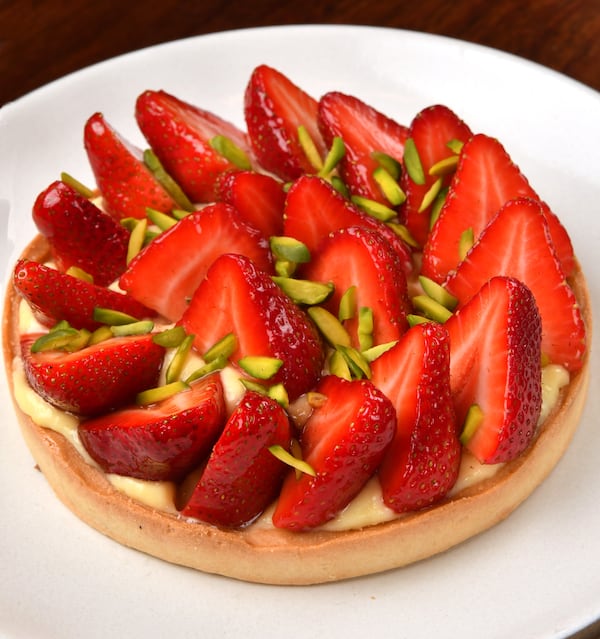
1;25;598;639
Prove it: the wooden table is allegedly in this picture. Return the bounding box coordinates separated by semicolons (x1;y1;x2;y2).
1;0;598;636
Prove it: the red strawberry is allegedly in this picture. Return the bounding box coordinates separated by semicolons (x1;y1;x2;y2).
180;253;324;401
179;390;291;527
445;276;542;464
421;134;575;282
14;259;155;331
79;373;225;481
244;64;326;181
215;170;286;238
444;197;586;372
272;375;396;530
119;202;273;322
135;89;252;203
301;226;410;348
32;180;129;286
21;333;164;416
283;175;413;274
84;112;178;220
317;91;409;203
399;104;472;247
370;322;460;513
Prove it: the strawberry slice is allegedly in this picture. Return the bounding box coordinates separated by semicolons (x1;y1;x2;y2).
215;170;286;238
14;259;155;331
244;64;326;181
84;112;178;220
283;175;413;274
272;375;396;530
444;197;586;372
79;373;225;481
119;202;272;322
371;322;460;513
32;180;129;286
21;333;164;417
317;91;409;203
135;89;253;204
181;253;323;400
399;104;472;247
445;276;542;464
301;226;410;348
421;134;575;282
179;390;291;527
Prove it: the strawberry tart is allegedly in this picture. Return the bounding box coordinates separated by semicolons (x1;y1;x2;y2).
3;64;590;584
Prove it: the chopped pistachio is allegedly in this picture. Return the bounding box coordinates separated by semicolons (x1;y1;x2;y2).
238;355;283;380
297;125;324;172
143;149;195;211
172;208;193;220
274;259;297;277
209;135;252;170
318;136;346;179
351;195;397;222
362;340;398;362
272;276;333;305
30;328;81;353
337;344;371;379
429;186;448;230
63;329;92;352
268;444;316;477
372;166;406;206
338;285;357;322
411;295;453;323
152;325;188;348
88;325;114;346
330;175;350;198
307;306;352;348
428;155;459;176
268;383;289;408
110;320;154;336
459;227;475;261
126;218;147;264
328;348;352;380
66;266;94;283
407;313;433;327
136;380;189;406
371;151;402;181
418;177;443;213
185;355;227;384
403;138;425;185
203;332;237;363
93;307;140;326
357;306;374;352
270;236;311;264
60;172;96;199
460;403;484;445
165;334;195;384
446;138;464;154
146;207;178;231
386;222;420;249
418;275;458;311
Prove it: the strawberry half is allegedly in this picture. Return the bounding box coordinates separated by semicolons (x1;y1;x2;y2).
32;180;129;286
272;375;396;530
301;226;410;348
244;64;326;181
21;333;164;417
79;373;225;481
179;390;291;527
421;134;575;282
317;91;409;203
14;259;155;331
283;175;413;274
445;276;542;464
135;89;253;204
371;322;460;513
84;112;178;220
399;104;472;247
180;253;323;401
444;197;586;372
119;202;272;322
215;169;286;238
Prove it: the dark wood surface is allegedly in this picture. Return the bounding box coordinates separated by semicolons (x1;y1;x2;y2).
0;0;598;106
1;0;599;636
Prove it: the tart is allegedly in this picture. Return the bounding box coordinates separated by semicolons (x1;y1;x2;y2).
2;65;590;585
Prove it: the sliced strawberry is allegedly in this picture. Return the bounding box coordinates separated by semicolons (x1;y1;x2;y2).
78;373;225;481
84;112;178;220
21;333;164;417
244;64;326;181
32;180;129;286
14;259;155;331
399;104;472;247
180;253;323;400
370;322;460;513
283;175;413;274
318;91;409;203
445;276;542;464
272;375;396;530
179;390;291;527
135;89;252;204
119;202;272;322
421;134;575;282
301;226;410;348
444;197;586;372
215;169;286;238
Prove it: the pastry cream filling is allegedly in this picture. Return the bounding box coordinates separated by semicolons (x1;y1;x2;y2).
13;300;570;532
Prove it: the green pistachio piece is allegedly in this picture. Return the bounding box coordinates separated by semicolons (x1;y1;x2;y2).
269;236;311;264
89;325;114;345
136;380;189;406
297;125;324;172
209;135;252;170
238;355;283;380
460;403;484;445
152;325;188;348
459;227;474;261
203;332;237;363
328;348;352;380
30;328;81;353
446;138;464;154
361;340;398;362
274;259;297;277
165;334;195;384
411;295;453;323
172;208;193;220
418;275;458;311
63;329;92;352
407;314;433;327
146;207;178;231
337;344;371;380
351;195;397;222
66;266;94;283
185;355;227;384
60;172;95;199
371;151;402;181
418;177;443;213
429;186;448;230
318;136;346;179
338;285;356;322
239;378;268;394
267;383;289;408
372;166;406;206
403;138;426;185
110;320;154;336
268;444;316;477
428;155;459;176
307;306;352;348
357;306;374;352
93;307;140;326
143;149;195;211
386;222;420;249
126;218;147;264
330;175;350;198
272;276;333;305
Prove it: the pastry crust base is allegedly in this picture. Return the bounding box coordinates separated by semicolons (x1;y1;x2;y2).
3;236;591;585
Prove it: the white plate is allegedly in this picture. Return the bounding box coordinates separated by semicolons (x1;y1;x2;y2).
1;25;598;639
